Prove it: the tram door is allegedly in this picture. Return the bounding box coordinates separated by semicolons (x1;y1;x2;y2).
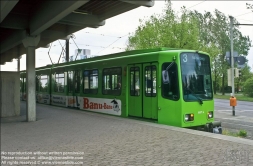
143;63;158;119
128;63;158;119
67;70;81;108
128;64;142;117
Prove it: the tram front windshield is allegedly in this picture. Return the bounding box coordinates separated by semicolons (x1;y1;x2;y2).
180;52;213;102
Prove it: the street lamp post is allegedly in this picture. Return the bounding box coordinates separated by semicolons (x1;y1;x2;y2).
229;16;235;116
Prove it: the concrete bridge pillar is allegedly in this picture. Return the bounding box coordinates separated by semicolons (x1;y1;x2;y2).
0;72;20;117
22;35;40;122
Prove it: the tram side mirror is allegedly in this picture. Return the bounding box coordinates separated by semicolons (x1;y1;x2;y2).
162;70;170;84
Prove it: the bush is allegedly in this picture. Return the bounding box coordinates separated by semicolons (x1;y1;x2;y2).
243;77;253;97
238;130;247;137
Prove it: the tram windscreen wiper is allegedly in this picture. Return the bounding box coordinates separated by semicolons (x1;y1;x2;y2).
186;88;203;105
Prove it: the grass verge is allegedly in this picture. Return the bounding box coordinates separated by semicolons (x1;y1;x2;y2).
222;129;247;138
214;94;253;102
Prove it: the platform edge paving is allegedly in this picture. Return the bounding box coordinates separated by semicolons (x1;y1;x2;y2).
34;103;253;147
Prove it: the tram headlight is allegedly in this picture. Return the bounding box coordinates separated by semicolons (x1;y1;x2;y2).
184;114;194;121
207;111;213;119
185;114;189;121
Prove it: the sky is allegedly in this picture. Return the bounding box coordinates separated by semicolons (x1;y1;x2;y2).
1;1;253;71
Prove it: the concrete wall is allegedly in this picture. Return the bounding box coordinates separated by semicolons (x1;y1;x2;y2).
0;71;20;117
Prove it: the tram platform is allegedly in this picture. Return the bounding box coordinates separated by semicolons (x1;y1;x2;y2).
1;102;253;166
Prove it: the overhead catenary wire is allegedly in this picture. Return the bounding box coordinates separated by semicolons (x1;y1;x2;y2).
70;43;126;49
57;40;67;64
185;0;206;10
58;40;66;53
45;2;251;61
84;32;121;38
44;32;127;63
54;39;127;50
181;1;252;22
47;43;54;65
234;11;253;18
236;19;253;23
47;40;66;64
233;11;253;25
38;3;252;66
177;1;252;46
47;1;213;59
72;31;131;55
70;34;82;61
71;38;80;51
172;1;206;20
57;49;64;64
95;34;129;55
86;1;205;55
73;43;106;48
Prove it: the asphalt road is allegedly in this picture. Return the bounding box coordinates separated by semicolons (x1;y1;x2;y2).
214;99;253;139
215;98;253;117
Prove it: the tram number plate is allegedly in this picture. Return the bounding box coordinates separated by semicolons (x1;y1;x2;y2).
198;111;204;114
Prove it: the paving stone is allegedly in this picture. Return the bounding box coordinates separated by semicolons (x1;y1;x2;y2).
1;102;253;166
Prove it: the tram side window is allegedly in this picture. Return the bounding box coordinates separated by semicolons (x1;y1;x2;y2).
83;69;98;94
20;78;23;92
162;63;179;100
130;67;140;96
84;70;89;91
102;67;121;96
36;75;48;92
36;76;39;92
68;71;80;93
24;78;26;92
75;71;80;93
90;70;98;90
54;73;65;93
68;71;74;93
20;77;25;93
145;66;156;97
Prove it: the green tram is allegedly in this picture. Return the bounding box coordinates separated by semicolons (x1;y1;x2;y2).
20;48;221;133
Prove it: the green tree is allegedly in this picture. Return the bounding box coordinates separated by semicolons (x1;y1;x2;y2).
126;2;200;50
180;9;251;95
243;77;253;97
188;10;223;94
127;1;251;95
235;65;253;93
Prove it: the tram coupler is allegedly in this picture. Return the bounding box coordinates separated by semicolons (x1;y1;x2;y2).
204;121;222;134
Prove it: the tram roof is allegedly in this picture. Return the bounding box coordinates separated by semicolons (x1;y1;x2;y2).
20;47;208;72
34;47;182;70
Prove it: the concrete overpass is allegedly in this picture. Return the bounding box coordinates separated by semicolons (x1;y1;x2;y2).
0;0;154;121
